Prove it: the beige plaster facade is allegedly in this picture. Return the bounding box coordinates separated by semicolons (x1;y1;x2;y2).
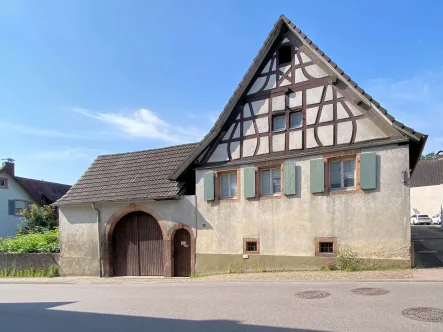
410;184;443;217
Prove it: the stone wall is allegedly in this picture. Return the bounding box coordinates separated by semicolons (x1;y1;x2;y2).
0;253;60;273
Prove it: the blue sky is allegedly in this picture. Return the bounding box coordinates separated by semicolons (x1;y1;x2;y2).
0;0;442;184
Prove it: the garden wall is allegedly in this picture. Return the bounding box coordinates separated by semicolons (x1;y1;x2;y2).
0;253;60;273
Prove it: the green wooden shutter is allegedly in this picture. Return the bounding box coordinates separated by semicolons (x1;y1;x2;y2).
203;171;215;201
283;162;296;195
310;159;324;193
8;200;15;215
360;153;377;189
244;167;256;198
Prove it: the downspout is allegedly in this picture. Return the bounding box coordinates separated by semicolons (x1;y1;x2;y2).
194;194;198;275
92;203;103;277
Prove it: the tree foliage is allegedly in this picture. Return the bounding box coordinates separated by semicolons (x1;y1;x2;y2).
0;229;59;253
17;205;58;235
421;152;437;160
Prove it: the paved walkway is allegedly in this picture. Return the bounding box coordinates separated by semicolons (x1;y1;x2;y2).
2;268;443;284
412;225;443;268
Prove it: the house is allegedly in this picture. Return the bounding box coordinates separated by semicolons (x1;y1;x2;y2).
410;154;443;217
0;159;71;237
55;15;427;277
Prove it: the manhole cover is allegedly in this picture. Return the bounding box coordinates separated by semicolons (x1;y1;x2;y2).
295;291;330;299
351;288;389;296
402;307;443;322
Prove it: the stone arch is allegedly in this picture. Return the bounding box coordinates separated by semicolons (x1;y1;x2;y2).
103;203;169;277
168;223;196;276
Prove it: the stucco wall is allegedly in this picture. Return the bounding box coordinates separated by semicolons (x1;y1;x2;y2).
58;196;197;276
0;172;36;238
196;144;411;273
410;184;443;217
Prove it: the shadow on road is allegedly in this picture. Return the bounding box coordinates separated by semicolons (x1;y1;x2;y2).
411;225;443;269
0;302;327;332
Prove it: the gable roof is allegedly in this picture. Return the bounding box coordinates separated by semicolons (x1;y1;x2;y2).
170;14;427;181
410;158;443;188
0;165;71;205
54;143;198;206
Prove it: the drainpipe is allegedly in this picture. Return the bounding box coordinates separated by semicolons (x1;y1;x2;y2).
194;194;198;275
92;203;103;277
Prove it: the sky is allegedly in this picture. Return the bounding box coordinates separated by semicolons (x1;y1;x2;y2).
0;0;442;185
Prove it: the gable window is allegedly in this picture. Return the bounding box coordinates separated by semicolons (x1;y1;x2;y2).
278;45;292;65
272;114;285;132
290;112;302;128
0;178;7;189
220;172;238;199
14;200;27;216
261;167;281;196
329;159;355;191
243;238;260;254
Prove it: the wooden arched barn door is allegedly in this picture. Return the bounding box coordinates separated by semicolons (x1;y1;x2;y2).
173;229;191;277
112;211;163;276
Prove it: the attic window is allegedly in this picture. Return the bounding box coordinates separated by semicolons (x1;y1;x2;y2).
278;45;292;65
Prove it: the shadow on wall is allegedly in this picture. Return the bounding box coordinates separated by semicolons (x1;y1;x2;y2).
0;302;324;332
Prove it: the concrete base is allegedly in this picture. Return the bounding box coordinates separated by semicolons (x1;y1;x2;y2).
59;257;99;276
195;253;410;275
0;253;60;272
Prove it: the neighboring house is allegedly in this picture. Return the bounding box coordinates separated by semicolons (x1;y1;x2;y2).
0;159;71;237
55;15;427;277
410;156;443;217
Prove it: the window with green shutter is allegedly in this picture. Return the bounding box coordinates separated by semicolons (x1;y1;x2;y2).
283;162;296;195
243;167;256;198
360;152;377;190
203;171;215;201
310;159;325;193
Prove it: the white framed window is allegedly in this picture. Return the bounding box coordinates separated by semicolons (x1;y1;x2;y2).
14;200;27;216
261;167;281;195
329;159;356;191
220;172;238;199
272;115;285;132
290;112;302;128
0;178;7;188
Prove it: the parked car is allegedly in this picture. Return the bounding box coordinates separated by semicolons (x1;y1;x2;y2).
432;214;441;225
411;214;432;225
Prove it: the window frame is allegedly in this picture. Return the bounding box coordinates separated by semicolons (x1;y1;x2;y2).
215;169;241;203
272;114;286;132
277;45;292;65
219;172;238;200
329;158;356;192
0;177;8;189
260;167;282;197
243;238;260;255
14;199;28;216
289;111;303;129
315;237;337;257
324;151;361;195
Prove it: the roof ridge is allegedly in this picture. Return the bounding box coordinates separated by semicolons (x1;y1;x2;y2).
15;176;71;186
97;142;199;158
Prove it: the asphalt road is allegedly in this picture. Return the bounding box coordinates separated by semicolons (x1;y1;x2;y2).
411;225;443;268
0;281;442;332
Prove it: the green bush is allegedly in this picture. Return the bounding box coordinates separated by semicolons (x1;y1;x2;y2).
17;205;58;235
0;229;60;253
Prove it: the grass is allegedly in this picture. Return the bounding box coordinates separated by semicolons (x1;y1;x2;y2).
0;265;58;278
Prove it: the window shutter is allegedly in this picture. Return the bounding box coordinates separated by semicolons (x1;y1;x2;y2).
8;200;15;215
203;171;215;201
310;159;324;193
283;162;296;195
243;167;256;198
360;153;377;189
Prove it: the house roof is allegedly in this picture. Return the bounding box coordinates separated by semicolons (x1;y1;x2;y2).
410;159;443;188
54;143;198;206
169;14;427;181
0;165;71;206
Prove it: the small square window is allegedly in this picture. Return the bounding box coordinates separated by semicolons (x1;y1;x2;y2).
261;168;281;196
319;242;334;253
290;112;302;128
14;200;27;215
246;241;257;252
220;172;238;199
272;115;285;132
244;238;260;254
0;178;7;188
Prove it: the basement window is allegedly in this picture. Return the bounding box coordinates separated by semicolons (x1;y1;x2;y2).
319;242;334;253
315;237;337;257
244;238;260;254
278;45;292;65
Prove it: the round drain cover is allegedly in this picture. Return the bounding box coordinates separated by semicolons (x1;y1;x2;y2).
295;291;330;299
402;307;443;322
351;288;389;296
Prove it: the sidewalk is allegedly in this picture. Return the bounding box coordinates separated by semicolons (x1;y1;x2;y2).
1;269;443;284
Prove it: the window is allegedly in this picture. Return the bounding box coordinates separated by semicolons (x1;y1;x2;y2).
290;112;302;128
14;200;27;215
272;114;285;132
220;172;238;199
319;242;334;253
278;45;292;65
0;178;7;188
261;168;281;196
329;159;355;191
243;238;260;254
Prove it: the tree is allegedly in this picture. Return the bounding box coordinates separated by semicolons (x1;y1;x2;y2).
421;152;437;160
17;205;58;235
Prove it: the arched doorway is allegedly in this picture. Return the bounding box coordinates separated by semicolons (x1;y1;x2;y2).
112;211;163;276
173;229;191;277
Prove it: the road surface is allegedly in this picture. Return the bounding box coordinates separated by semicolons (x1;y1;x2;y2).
0;281;442;331
411;225;443;268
